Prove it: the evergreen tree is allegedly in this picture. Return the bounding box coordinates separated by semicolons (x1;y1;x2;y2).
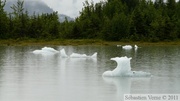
0;0;180;42
0;0;8;39
10;0;26;38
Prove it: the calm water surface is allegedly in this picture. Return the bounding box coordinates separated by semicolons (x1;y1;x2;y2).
0;45;180;101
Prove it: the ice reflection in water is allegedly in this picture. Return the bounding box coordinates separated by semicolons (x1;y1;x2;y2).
103;77;131;101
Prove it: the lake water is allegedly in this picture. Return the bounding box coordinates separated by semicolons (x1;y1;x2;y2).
0;45;180;101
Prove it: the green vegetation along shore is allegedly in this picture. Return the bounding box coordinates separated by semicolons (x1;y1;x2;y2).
1;0;180;47
1;39;180;46
0;0;180;42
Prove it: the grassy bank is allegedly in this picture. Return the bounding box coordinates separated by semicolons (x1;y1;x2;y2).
1;39;180;46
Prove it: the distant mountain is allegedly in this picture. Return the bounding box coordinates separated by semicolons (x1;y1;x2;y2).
4;0;74;22
58;14;74;22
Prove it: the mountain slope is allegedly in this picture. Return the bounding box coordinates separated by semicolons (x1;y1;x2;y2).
4;0;74;22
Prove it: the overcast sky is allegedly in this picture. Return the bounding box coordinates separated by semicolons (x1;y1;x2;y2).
42;0;101;18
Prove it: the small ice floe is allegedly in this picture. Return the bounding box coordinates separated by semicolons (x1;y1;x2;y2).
70;52;97;58
33;47;98;58
102;56;151;77
32;47;59;55
60;49;68;58
117;45;121;47
122;45;132;50
134;45;138;50
41;47;59;53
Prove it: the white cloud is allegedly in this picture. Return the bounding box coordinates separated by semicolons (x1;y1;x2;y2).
42;0;101;18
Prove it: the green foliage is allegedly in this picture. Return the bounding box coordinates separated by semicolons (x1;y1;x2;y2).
70;0;180;41
0;0;61;40
102;13;130;41
0;0;8;39
0;0;180;42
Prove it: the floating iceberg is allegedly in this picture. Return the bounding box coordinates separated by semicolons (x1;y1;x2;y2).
70;52;97;58
134;45;138;50
60;49;68;58
134;45;138;49
102;56;151;77
117;45;121;47
32;47;59;55
122;45;132;50
42;47;59;53
33;47;98;58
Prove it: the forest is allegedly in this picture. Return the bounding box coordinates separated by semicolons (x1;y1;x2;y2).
0;0;180;42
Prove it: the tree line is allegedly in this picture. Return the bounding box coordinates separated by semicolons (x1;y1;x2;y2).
0;0;180;41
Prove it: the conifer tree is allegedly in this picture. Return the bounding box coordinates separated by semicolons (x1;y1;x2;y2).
0;0;8;39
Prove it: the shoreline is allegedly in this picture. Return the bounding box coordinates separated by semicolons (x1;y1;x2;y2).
1;39;180;46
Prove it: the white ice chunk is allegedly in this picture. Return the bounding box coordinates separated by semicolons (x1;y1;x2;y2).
60;49;68;58
70;53;87;58
32;47;58;55
70;52;97;58
122;45;132;50
102;56;151;77
117;45;121;47
32;50;43;54
41;47;59;53
134;45;138;50
91;52;97;58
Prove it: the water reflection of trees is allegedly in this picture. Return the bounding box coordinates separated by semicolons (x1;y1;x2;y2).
0;46;6;76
